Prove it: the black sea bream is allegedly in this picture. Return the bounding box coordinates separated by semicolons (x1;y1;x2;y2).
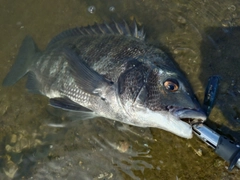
3;21;206;138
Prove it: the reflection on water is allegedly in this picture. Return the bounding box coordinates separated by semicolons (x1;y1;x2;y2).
1;0;240;179
26;110;153;180
2;107;154;180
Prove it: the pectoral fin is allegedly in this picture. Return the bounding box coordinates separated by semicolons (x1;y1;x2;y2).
63;48;113;98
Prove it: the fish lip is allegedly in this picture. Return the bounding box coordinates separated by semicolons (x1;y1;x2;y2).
168;106;207;125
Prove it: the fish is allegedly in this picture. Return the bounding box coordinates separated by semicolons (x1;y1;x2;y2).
2;20;206;138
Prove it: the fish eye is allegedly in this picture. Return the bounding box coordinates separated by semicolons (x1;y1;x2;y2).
163;79;179;92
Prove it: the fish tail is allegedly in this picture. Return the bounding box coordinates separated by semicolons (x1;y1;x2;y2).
2;36;39;86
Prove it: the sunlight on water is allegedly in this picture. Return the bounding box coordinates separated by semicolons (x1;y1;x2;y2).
87;6;96;14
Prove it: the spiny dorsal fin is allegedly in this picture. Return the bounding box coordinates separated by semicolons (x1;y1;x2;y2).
47;20;145;46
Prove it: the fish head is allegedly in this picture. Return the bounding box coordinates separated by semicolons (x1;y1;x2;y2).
118;59;206;138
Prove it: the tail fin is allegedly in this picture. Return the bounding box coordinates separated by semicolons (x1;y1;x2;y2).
2;36;39;86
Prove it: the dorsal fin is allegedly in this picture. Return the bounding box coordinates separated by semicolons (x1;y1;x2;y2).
47;20;145;47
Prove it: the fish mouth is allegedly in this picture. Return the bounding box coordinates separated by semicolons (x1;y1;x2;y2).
167;106;207;125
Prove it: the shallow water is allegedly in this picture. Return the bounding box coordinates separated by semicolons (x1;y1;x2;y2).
1;0;240;179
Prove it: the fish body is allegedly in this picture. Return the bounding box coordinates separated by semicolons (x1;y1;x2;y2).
3;21;206;138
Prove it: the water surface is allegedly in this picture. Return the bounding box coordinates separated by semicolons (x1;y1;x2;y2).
1;0;240;179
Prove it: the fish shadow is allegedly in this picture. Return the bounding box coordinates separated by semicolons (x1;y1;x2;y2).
200;26;240;141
